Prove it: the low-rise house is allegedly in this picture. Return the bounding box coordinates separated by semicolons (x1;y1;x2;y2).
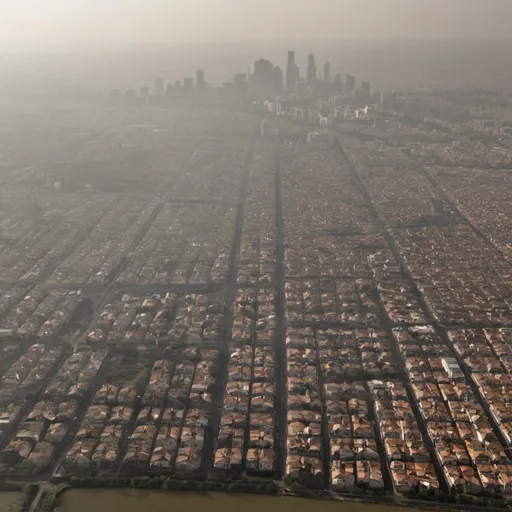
122;443;151;472
217;426;244;449
428;422;460;443
214;447;242;470
390;461;439;491
180;427;204;449
110;406;133;424
385;439;429;462
249;427;274;448
418;400;451;422
150;425;179;470
45;423;69;444
136;406;161;425
353;439;380;461
436;442;470;466
0;403;22;439
246;448;274;473
91;441;118;469
447;401;484;423
465;440;504;465
250;394;274;411
497;465;512;493
288;410;322;424
380;419;422;441
65;439;97;469
286;455;323;484
355;461;384;489
329;415;352;438
223;396;249;413
351;415;374;438
331;438;355;461
1;439;32;465
444;465;482;493
22;441;54;472
16;421;44;443
330;460;355;491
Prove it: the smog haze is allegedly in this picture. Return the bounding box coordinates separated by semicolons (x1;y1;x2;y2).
1;0;512;50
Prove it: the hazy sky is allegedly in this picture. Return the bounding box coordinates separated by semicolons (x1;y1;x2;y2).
1;0;512;49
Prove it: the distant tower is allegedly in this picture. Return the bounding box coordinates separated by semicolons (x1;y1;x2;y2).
274;66;284;93
307;54;317;85
233;73;249;99
361;81;371;99
334;74;343;93
196;70;206;105
183;77;194;94
125;89;137;101
154;78;164;95
196;70;205;91
323;62;331;83
345;74;355;95
286;50;300;93
253;59;275;97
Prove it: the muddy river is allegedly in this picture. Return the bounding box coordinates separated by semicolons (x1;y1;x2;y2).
60;489;424;512
0;492;22;512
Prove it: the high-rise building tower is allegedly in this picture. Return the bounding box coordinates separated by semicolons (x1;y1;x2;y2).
154;78;164;95
252;59;275;97
360;81;371;99
334;73;343;93
126;89;137;101
183;78;194;97
286;50;300;93
323;62;331;83
274;66;284;93
345;74;355;95
307;54;317;85
234;73;249;99
287;50;295;66
196;70;205;91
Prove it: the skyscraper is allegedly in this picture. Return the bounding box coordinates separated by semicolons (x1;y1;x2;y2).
307;54;317;85
286;50;300;93
334;74;343;93
126;89;137;101
360;81;371;99
287;50;294;66
252;59;275;97
234;73;249;99
154;78;164;95
196;70;206;91
183;78;194;97
323;62;331;83
345;74;355;95
274;66;284;93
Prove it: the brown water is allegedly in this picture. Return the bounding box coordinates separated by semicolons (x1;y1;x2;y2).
0;492;22;512
60;489;423;512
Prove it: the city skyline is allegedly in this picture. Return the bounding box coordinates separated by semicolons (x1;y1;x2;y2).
123;49;363;101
